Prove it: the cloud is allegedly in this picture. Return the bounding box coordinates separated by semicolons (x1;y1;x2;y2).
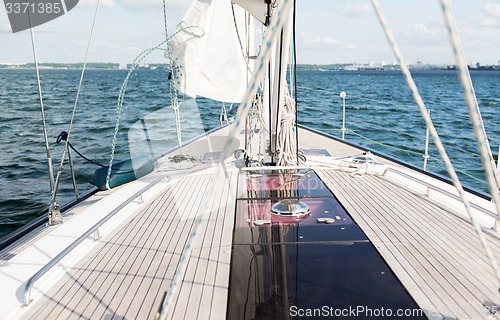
413;23;441;36
78;0;188;10
481;3;500;27
343;3;372;17
122;0;189;10
299;32;339;47
0;22;11;33
88;40;142;53
483;3;500;17
77;0;188;11
398;22;446;46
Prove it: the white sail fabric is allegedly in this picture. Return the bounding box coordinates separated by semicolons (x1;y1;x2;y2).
231;0;268;24
170;0;254;103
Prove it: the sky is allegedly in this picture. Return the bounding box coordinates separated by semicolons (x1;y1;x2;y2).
0;0;499;65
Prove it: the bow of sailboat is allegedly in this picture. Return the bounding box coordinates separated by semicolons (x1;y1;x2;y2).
0;0;499;319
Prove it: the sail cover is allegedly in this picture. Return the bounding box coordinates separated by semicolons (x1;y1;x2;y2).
170;0;254;103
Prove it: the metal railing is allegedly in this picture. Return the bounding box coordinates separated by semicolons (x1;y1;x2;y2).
22;176;168;306
382;167;497;219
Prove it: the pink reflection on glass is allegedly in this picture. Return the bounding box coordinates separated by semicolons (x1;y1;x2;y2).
241;170;331;198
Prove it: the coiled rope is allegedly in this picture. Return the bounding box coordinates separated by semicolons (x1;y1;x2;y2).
277;95;298;166
372;0;500;292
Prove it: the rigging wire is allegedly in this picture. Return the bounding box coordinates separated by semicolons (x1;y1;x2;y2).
371;0;500;292
28;12;56;201
299;84;500;126
439;0;500;230
231;3;254;75
274;29;285;164
292;0;299;166
297;85;497;185
52;0;101;203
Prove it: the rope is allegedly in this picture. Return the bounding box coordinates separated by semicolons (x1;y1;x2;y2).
105;40;168;190
56;131;104;167
338;127;492;190
104;17;203;190
246;93;268;161
219;103;229;126
163;0;183;153
440;0;500;228
56;131;136;174
158;1;293;318
372;0;500;292
277;95;298;166
52;0;101;204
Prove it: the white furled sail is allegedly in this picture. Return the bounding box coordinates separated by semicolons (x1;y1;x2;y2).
170;0;254;103
264;5;294;164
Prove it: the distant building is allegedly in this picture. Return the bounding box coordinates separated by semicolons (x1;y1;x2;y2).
344;63;383;71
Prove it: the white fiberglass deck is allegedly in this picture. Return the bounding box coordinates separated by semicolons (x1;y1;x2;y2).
20;171;237;320
1;126;499;319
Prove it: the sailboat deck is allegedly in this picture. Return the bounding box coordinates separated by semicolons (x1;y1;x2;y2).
5;127;499;319
21;171;237;320
317;168;500;319
0;194;105;267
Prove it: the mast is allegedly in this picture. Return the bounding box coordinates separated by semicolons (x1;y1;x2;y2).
262;1;296;165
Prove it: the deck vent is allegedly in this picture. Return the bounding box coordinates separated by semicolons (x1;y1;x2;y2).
201;151;221;163
271;199;310;218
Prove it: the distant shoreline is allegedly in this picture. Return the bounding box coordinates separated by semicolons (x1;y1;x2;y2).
1;63;499;72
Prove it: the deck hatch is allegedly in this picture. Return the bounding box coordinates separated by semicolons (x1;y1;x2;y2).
237;169;333;199
227;169;425;319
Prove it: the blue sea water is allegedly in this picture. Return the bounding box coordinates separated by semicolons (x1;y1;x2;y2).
0;68;498;238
